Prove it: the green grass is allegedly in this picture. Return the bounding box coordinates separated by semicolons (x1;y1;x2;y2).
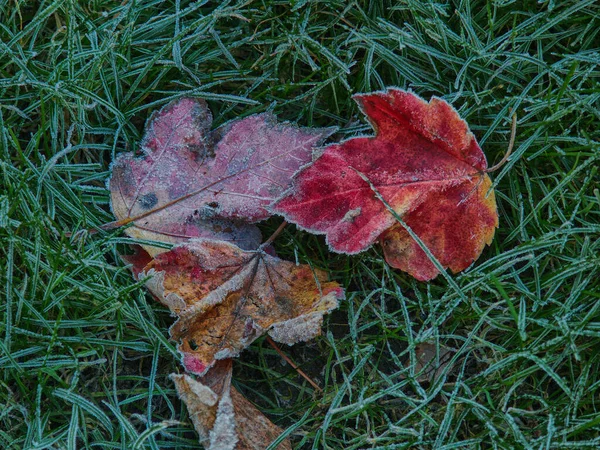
1;0;599;448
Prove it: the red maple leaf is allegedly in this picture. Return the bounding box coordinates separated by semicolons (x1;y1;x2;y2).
273;89;498;281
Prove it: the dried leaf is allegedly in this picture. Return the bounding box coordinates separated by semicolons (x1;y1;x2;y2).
139;239;343;375
273;88;498;280
109;98;334;256
408;342;454;383
171;359;291;450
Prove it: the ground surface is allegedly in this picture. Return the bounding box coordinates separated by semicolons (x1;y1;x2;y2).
1;1;599;449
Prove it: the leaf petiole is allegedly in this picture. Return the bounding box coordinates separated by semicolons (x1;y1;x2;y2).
266;336;322;392
485;112;517;173
262;221;288;247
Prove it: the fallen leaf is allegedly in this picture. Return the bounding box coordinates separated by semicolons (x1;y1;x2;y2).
273;88;498;280
109;98;333;256
408;342;454;383
138;239;343;375
171;359;291;450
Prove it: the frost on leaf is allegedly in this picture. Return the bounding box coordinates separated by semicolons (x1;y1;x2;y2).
171;359;291;450
109;98;334;256
273;88;498;281
139;239;344;376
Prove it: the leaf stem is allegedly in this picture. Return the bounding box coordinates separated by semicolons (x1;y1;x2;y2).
485;112;517;173
262;221;287;247
265;336;322;392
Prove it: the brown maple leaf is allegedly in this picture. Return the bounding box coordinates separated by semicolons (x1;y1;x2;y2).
171;359;291;450
273;88;499;281
136;239;343;375
109;98;333;256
